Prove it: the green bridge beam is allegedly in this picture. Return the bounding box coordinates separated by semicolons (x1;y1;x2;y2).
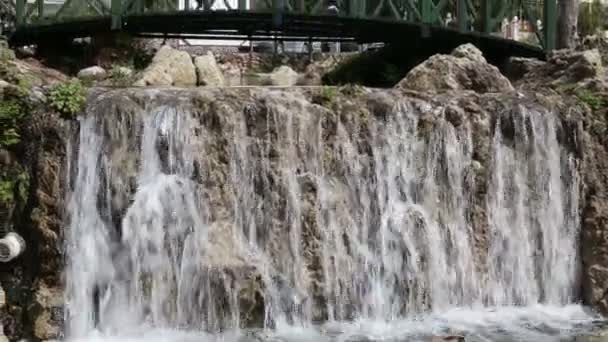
543;0;556;51
12;0;558;51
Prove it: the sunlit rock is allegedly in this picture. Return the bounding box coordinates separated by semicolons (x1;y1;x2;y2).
77;66;107;82
269;66;299;86
134;45;196;87
194;52;225;87
397;43;514;93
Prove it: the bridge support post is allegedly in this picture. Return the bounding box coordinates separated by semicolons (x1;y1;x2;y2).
36;0;44;19
543;0;556;51
481;0;491;33
420;0;432;23
15;0;25;27
111;0;122;30
457;0;467;32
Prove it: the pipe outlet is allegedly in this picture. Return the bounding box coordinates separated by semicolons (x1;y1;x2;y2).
0;232;26;262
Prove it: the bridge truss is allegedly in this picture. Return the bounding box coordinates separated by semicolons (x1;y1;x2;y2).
9;0;556;51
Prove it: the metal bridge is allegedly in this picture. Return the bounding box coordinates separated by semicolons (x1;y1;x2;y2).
6;0;555;58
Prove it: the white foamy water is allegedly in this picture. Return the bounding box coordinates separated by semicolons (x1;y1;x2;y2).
63;91;602;342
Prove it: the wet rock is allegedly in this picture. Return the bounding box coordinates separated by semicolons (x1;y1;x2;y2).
134;45;196;87
77;66;107;82
576;328;608;341
397;43;514;94
29;282;63;340
431;336;465;342
194;52;225;86
269;66;299;86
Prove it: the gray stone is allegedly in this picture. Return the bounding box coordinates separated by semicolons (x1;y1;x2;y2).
451;43;484;62
134;45;196;87
77;66;107;82
397;43;514;94
550;48;604;83
194;52;225;86
269;66;299;86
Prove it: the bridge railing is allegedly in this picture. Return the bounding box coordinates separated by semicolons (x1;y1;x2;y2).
13;0;556;50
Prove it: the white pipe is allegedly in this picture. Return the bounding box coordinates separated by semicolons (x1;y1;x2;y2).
0;232;25;262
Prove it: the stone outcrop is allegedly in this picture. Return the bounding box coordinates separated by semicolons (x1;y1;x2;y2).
194;52;225;86
268;66;299;86
507;48;606;92
0;46;68;341
77;66;107;82
397;43;514;93
580;91;608;316
134;45;196;87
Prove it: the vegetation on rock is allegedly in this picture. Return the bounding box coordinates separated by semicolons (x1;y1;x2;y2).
576;88;608;111
0;172;29;205
48;79;86;117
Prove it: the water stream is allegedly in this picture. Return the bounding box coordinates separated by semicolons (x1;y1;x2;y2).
63;90;603;341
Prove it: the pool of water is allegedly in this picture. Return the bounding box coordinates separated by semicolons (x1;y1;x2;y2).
67;305;606;342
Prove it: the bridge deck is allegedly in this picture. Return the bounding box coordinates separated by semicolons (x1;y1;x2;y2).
7;0;551;59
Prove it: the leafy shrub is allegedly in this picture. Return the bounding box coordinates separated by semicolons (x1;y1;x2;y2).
0;177;13;203
0;172;30;206
313;86;337;106
49;79;86;117
109;65;134;87
0;100;25;147
576;89;608;110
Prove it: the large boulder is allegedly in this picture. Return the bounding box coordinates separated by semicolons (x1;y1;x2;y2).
269;66;299;86
510;48;605;90
194;52;225;87
397;43;514;94
550;48;603;84
134;45;196;87
77;66;107;82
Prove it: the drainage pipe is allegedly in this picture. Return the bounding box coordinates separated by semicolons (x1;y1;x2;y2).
0;232;25;262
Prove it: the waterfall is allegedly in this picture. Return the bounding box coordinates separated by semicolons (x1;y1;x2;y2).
64;90;598;341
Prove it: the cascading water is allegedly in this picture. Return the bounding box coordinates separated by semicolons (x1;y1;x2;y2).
64;89;601;342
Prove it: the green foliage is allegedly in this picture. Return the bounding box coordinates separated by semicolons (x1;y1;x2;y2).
49;79;86;117
576;89;608;110
0;172;29;205
109;65;134;87
313;86;337;106
0;100;25;147
0;40;16;62
0;177;13;203
578;0;605;38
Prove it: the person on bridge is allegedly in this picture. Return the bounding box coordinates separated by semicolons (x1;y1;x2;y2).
327;0;338;16
327;0;340;53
